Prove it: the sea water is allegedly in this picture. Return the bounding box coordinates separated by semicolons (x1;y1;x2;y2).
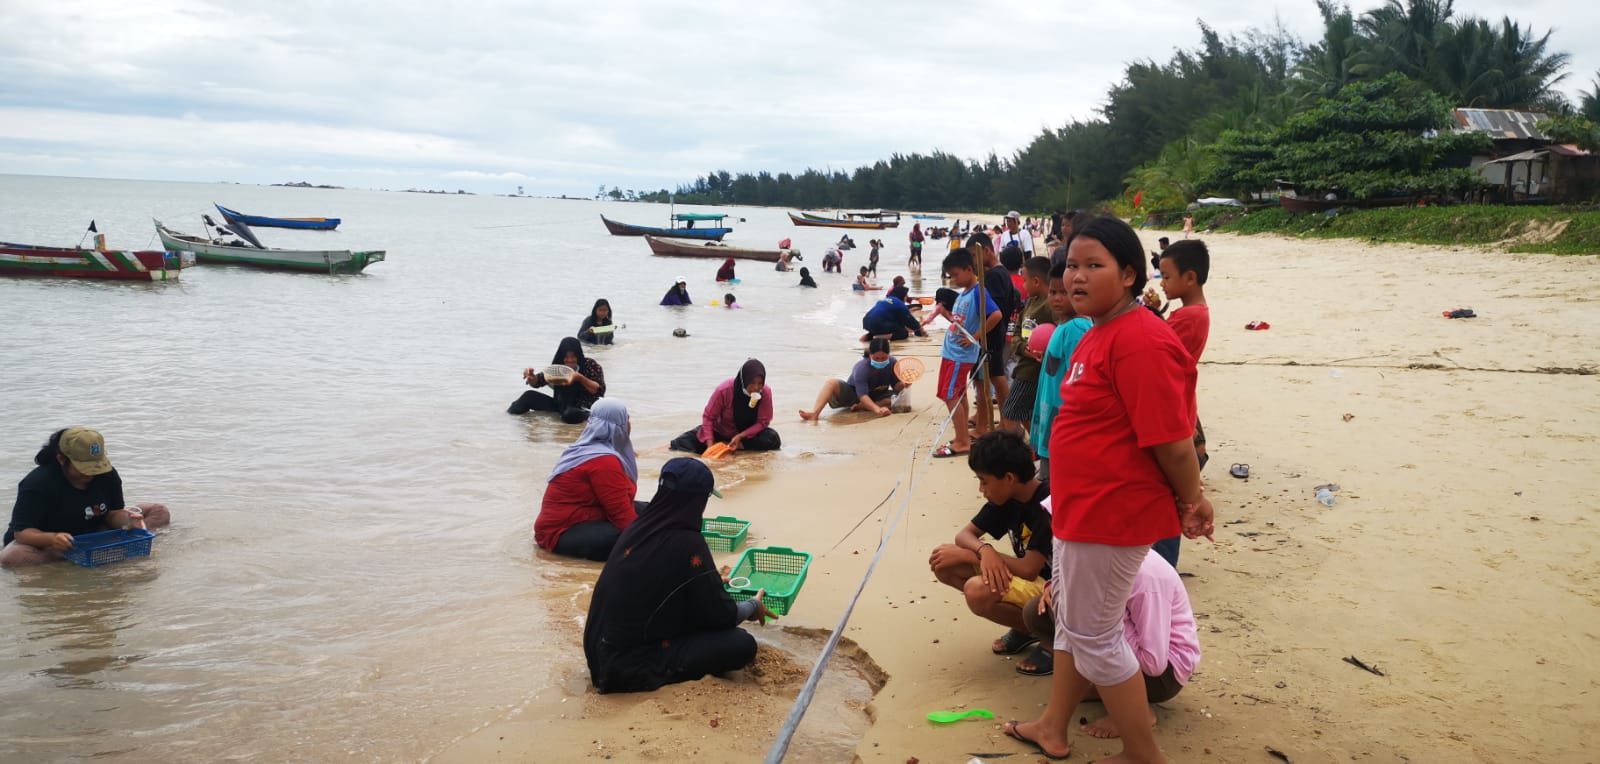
0;175;922;760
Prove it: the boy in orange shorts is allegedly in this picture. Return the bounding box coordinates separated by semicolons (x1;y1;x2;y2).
929;431;1055;674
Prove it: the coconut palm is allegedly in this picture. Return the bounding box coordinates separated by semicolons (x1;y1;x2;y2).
1582;71;1600;121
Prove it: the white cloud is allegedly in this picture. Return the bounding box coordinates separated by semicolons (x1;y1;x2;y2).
0;0;1593;194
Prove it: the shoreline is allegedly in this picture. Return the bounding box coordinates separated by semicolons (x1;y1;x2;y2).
436;230;1599;762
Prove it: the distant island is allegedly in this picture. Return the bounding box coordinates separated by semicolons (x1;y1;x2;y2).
401;188;476;195
272;181;344;189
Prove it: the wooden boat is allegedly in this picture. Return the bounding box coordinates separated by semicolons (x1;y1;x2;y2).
0;242;185;281
788;209;901;229
215;204;340;230
601;213;731;241
155;220;384;274
644;236;782;262
1278;195;1415;214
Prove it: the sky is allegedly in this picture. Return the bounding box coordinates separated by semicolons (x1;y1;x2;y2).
0;0;1595;196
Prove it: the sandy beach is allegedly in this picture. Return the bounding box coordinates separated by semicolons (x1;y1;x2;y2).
435;229;1600;763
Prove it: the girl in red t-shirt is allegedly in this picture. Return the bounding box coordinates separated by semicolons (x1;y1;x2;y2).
1003;217;1214;762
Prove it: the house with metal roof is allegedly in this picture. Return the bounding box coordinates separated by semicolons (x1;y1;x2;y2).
1453;109;1596;202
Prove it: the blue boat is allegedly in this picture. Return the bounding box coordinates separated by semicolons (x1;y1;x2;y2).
600;213;731;241
215;204;340;231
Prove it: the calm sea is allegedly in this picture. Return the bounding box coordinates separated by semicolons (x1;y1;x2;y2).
0;175;923;760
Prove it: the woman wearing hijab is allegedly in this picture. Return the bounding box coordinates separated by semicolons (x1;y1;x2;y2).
797;267;818;288
578;298;616;345
668;359;781;454
508;337;606;423
583;458;777;693
3;428;172;568
715;258;736;282
660;278;692;306
536;400;642;561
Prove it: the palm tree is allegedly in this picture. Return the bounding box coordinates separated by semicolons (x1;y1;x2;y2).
1352;0;1456;82
1581;71;1600;121
1294;0;1361;101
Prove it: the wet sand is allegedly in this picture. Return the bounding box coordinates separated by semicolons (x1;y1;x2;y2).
436;230;1600;762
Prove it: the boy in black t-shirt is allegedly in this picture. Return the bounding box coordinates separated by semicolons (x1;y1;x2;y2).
928;431;1053;672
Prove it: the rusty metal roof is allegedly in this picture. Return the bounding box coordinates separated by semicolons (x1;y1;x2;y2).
1452;109;1550;140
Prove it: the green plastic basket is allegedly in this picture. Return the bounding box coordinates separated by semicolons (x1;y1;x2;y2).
701;516;751;552
725;546;812;616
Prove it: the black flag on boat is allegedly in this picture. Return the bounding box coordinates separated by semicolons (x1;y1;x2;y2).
87;220;97;233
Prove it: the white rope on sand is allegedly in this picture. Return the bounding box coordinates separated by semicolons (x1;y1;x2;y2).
763;349;986;763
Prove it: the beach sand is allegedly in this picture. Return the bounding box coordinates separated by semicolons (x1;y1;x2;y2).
435;231;1600;763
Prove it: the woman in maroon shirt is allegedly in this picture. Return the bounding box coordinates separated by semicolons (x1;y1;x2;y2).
535;399;641;561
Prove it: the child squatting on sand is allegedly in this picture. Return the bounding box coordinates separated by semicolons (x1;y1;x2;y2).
928;431;1055;674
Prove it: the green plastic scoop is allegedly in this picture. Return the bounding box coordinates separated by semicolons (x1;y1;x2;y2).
926;708;996;724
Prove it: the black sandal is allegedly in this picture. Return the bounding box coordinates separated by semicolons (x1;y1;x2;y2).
1015;645;1054;676
992;628;1039;655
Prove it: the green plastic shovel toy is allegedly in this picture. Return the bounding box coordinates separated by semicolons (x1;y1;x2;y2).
926;708;996;724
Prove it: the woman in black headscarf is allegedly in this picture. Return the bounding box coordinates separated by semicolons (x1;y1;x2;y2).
578;298;615;345
508;337;606;423
584;458;777;693
797;267;817;288
668;359;780;454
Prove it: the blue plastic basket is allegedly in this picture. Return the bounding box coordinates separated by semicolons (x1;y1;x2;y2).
63;528;155;567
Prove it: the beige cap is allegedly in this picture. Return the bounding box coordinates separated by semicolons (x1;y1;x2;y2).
59;427;113;476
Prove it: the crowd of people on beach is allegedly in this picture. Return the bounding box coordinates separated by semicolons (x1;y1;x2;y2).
6;207;1217;763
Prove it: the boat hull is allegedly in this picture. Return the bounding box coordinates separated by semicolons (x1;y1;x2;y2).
155;222;384;274
1279;196;1415;214
644;236;782;262
601;215;729;240
787;212;900;229
216;204;340;230
0;243;182;281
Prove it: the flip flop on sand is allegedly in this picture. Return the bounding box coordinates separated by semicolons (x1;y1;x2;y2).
933;443;968;459
1016;645;1054;676
992;628;1039;655
1246;320;1271;330
1230;463;1250;479
1002;720;1071;761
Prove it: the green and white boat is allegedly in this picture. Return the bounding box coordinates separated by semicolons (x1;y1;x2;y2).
155;220;385;274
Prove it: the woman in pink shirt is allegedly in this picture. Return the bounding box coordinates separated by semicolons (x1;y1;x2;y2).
668;359;781;453
1021;549;1201;738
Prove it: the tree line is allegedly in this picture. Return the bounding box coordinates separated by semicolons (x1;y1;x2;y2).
616;0;1600;212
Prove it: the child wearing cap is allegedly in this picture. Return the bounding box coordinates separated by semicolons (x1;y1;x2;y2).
2;428;171;568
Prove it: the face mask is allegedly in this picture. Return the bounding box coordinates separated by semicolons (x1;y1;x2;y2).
869;358;892;369
747;391;762;408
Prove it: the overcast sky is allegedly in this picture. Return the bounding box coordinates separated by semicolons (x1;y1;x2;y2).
0;0;1594;195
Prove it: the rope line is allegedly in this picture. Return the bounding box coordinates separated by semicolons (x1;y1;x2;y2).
763;349;985;762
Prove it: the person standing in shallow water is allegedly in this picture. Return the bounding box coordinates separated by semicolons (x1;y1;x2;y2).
3;428;171;568
584;458;777;693
669;359;781;453
508;337;605;424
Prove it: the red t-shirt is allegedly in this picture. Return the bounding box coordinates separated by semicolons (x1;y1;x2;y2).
1167;304;1210;363
534;456;638;550
1050;307;1196;545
